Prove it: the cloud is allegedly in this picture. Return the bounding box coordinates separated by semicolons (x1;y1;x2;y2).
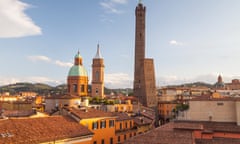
0;0;42;38
55;60;72;67
111;0;128;4
100;0;128;14
28;55;51;62
105;73;132;89
100;15;114;23
28;55;72;68
169;40;184;46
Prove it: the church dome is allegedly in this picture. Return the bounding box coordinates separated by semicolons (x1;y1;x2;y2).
68;65;88;77
68;51;88;77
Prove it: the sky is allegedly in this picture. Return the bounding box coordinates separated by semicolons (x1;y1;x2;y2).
1;0;240;89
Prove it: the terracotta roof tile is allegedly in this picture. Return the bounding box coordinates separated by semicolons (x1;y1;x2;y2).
115;113;133;121
65;107;115;119
124;123;193;144
195;138;240;144
3;110;34;117
134;116;152;126
124;121;240;144
175;121;240;132
0;116;93;144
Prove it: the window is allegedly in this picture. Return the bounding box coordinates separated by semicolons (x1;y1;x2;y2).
110;137;113;144
120;123;122;129
93;141;97;144
118;136;121;142
124;134;126;140
81;85;85;92
92;121;98;130
67;84;70;92
100;120;106;128
217;102;224;106
125;122;128;129
109;120;114;128
101;139;104;144
130;133;132;138
73;84;77;92
96;71;99;81
96;88;98;94
130;121;132;128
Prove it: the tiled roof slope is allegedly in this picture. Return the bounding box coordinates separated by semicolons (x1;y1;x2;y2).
65;107;115;119
3;110;34;117
195;138;240;144
175;121;240;132
124;122;193;144
0;116;93;144
115;112;133;121
124;121;240;144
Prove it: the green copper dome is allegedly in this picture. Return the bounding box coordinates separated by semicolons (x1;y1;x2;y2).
68;65;88;77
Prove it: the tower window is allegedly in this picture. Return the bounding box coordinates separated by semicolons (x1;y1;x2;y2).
68;84;70;92
81;85;85;92
96;88;99;94
96;71;99;81
73;84;77;92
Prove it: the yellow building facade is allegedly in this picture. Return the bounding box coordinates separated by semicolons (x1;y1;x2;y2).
62;107;116;144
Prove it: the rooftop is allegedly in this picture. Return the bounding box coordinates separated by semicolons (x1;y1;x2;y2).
2;110;34;117
124;120;240;144
133;116;152;126
0;116;93;144
174;120;240;133
115;112;133;121
65;107;115;119
191;96;240;101
124;123;193;144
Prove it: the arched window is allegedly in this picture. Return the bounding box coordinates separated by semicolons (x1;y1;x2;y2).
96;71;99;81
73;84;77;92
96;88;98;94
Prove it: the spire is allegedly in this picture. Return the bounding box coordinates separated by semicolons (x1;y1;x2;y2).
94;43;103;59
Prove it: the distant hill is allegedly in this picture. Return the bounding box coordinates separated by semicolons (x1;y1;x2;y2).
0;82;133;96
167;82;213;88
0;82;63;95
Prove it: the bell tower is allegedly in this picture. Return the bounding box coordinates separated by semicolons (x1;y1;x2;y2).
91;44;105;98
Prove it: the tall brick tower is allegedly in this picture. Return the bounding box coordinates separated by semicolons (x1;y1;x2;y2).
91;44;105;98
134;1;157;108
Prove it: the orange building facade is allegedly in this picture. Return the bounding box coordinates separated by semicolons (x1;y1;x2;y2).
115;113;137;143
158;102;177;124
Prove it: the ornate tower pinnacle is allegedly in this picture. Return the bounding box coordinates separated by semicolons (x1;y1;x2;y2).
94;43;103;59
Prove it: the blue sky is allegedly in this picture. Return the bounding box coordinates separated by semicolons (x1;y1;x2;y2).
1;0;240;88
